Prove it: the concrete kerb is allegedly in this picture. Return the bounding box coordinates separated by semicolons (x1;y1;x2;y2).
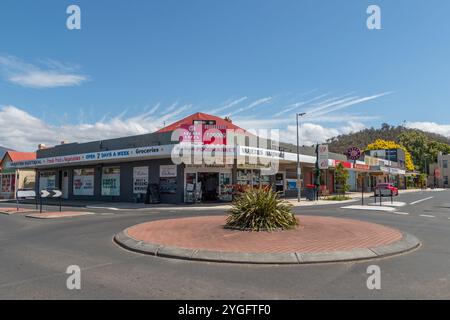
114;229;421;265
0;209;39;215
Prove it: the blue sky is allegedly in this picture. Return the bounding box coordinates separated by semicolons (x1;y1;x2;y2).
1;0;450;150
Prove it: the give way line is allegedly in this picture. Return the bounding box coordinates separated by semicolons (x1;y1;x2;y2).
410;197;434;205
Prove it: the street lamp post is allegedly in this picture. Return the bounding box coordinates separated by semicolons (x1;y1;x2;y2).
296;112;306;202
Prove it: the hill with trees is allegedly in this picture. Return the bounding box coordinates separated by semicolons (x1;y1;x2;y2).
327;124;450;171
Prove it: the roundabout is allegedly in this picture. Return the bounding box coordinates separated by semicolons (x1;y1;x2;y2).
115;215;420;264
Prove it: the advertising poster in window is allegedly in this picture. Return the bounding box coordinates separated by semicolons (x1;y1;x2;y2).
102;167;120;196
133;166;148;194
73;168;95;196
160;165;177;178
39;172;56;191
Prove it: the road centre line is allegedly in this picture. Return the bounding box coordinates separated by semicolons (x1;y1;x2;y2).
410;197;434;205
420;214;435;218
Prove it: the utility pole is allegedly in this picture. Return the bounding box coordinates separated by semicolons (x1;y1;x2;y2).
314;143;321;201
296;113;306;202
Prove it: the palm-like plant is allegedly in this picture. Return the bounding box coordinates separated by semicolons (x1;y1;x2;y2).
225;188;298;232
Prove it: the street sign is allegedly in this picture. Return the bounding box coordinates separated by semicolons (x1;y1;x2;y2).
435;169;441;179
16;189;38;212
318;144;329;169
40;189;62;198
347;147;361;160
17;190;36;198
39;189;63;213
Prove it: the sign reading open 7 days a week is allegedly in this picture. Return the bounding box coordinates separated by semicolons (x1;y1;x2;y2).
7;144;176;169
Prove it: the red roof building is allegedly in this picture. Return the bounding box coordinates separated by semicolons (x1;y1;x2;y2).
157;112;246;133
4;151;36;163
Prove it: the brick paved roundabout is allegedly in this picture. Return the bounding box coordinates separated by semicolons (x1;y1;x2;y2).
114;215;421;264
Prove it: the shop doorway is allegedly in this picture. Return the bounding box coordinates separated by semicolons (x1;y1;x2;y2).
197;172;219;201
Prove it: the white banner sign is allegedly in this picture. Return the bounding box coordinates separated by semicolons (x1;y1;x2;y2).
133;166;149;194
8;145;174;169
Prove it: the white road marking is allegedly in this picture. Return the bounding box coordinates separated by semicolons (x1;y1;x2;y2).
420;214;435;218
86;206;122;211
394;212;410;215
410;197;434;205
341;205;396;212
369;201;406;207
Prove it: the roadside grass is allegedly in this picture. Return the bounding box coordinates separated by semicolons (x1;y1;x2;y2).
323;195;352;201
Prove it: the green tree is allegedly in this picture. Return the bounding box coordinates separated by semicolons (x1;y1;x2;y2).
366;139;415;171
334;163;350;195
399;130;450;172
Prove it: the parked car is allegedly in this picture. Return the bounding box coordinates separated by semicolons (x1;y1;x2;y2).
374;183;399;197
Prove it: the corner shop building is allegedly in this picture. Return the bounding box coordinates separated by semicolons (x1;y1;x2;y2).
8;113;346;204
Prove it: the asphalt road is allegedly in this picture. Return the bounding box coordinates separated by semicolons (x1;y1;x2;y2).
1;190;450;299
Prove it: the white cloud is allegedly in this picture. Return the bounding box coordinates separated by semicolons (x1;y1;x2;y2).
406;122;450;137
0;55;88;88
280;122;366;146
0;105;175;151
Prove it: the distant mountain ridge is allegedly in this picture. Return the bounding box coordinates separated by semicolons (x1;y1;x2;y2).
327;123;450;155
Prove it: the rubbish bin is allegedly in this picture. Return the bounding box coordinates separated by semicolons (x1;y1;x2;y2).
305;184;316;201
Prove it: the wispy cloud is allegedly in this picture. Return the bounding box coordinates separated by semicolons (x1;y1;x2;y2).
0;91;391;151
306;92;392;118
0;55;88;88
274;93;331;117
210;96;248;114
227;97;273;116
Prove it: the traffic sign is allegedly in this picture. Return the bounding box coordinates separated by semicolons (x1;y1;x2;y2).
318;144;329;169
40;189;62;198
347;147;361;160
17;190;36;198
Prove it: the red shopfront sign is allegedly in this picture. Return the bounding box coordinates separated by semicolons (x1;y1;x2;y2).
435;169;441;179
180;124;227;145
354;163;370;171
334;160;353;169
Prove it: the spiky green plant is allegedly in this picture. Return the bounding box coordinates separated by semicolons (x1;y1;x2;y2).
225;188;298;232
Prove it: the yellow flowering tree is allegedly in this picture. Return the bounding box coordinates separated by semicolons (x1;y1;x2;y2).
365;139;415;171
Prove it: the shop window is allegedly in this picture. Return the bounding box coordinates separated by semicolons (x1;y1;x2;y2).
102;167;121;196
39;171;56;191
219;173;232;201
1;174;15;193
73;168;95;196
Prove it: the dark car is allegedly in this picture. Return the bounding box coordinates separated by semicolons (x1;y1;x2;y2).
374;183;399;197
